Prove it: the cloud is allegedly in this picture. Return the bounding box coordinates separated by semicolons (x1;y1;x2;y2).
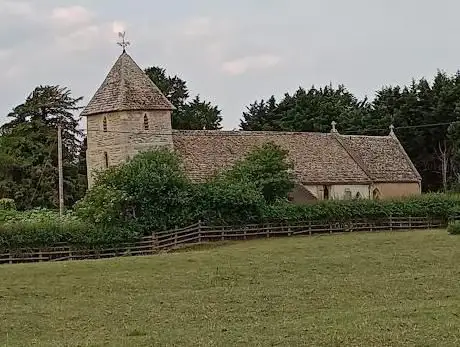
0;1;33;17
51;5;94;26
112;21;126;34
221;54;281;76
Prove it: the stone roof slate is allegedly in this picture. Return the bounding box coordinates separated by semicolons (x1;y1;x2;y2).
81;52;174;116
338;135;421;182
172;130;420;184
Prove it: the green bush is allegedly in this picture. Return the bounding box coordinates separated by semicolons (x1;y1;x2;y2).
261;193;459;223
0;209;139;251
219;142;294;203
0;198;16;211
447;221;460;235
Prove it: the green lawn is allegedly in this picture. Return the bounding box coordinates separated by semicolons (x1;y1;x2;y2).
1;231;459;346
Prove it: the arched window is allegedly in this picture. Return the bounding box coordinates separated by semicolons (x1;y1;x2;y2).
323;186;330;200
355;192;362;199
143;114;149;130
103;116;108;132
373;188;381;200
104;152;109;168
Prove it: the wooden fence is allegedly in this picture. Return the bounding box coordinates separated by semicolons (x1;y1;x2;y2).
0;216;450;265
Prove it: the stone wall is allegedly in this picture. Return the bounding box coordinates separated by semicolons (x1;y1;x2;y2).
86;110;173;187
373;182;421;199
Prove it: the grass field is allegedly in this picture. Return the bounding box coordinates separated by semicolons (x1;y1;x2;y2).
1;230;459;346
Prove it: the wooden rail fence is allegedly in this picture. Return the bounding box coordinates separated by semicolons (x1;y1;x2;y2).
0;216;450;265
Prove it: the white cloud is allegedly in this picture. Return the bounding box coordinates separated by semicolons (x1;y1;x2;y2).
221;54;281;76
0;1;33;17
112;21;126;34
51;6;94;26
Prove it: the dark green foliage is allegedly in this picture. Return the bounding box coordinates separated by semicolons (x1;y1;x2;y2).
192;181;265;225
176;95;222;130
262;194;459;223
240;85;369;133
447;221;460;235
145;66;222;130
0;199;16;211
240;73;460;192
0;85;86;210
0;209;139;251
219;142;294;203
75;149;193;233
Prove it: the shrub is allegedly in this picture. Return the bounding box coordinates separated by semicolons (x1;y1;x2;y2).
0;209;140;251
0;198;16;211
219;142;294;203
447;221;460;235
75;149;194;233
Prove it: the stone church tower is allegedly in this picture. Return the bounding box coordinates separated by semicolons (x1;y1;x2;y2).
81;51;175;187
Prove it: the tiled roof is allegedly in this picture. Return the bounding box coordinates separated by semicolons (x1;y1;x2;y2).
338;135;421;182
173;131;371;184
81;52;174;116
172;131;420;184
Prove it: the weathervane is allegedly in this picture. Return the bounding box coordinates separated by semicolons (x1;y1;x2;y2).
117;31;130;52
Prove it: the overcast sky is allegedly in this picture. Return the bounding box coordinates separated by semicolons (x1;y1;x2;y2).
1;0;460;129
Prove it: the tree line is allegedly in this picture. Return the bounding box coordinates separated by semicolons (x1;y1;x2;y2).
1;66;459;210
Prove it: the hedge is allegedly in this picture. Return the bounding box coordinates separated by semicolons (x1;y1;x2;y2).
1;194;459;251
261;194;460;223
0;210;139;252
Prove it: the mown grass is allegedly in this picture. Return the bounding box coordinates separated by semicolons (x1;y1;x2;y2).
0;230;459;346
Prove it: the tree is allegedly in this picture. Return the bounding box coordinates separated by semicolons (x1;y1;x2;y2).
177;95;222;130
145;66;222;130
240;96;279;131
240;85;369;133
240;73;460;191
219;142;294;203
0;85;85;210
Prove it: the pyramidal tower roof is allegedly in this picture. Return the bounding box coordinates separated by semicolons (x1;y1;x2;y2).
81;52;175;116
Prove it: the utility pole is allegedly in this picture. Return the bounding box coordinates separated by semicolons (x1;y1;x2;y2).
57;123;64;217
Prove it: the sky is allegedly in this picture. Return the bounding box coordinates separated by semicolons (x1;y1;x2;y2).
1;0;460;130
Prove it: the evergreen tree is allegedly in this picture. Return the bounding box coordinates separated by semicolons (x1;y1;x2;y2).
0;85;85;209
145;66;222;130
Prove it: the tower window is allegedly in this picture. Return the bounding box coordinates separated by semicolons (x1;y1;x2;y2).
143;114;149;130
104;152;109;168
103;116;108;132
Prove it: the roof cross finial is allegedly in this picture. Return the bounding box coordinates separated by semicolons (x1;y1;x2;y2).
331;120;338;133
389;124;395;136
117;31;130;53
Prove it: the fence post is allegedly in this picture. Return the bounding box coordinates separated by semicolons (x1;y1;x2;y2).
409;216;412;230
8;251;12;264
389;215;393;232
266;224;270;238
329;222;333;234
198;220;202;244
221;226;225;241
38;249;43;262
309;221;312;236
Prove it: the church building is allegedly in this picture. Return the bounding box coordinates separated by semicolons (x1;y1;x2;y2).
82;49;421;201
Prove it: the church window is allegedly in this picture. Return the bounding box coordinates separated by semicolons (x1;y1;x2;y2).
144;114;149;130
104;152;109;168
355;192;362;199
323;186;330;200
373;188;381;200
103;116;108;132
